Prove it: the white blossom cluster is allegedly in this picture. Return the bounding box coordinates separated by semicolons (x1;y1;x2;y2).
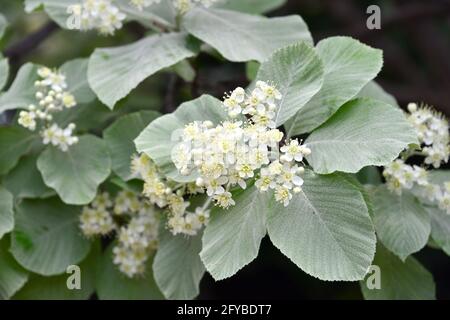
80;190;160;278
70;0;126;35
407;103;450;168
171;81;311;208
18;67;79;152
131;153;210;236
383;102;450;214
129;0;161;11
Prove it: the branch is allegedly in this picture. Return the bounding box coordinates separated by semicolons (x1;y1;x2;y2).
4;21;58;61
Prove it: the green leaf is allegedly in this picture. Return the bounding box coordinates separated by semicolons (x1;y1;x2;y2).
0;187;14;240
371;187;430;261
96;244;163;300
169;60;196;82
0;13;8;39
0;63;39;113
286;37;383;136
104;111;160;181
427;206;450;256
0;126;37;175
356;167;382;186
246;61;259;81
304;98;418;174
183;7;312;62
267;170;376;281
0;56;9;91
153;229;205;300
255;42;324;126
4;154;54;199
0;238;29;300
13;241;99;300
10;197;91;276
360;244;435;300
200;186;268;280
217;0;287;14
37;135;111;205
24;0;44;12
357;81;399;108
88;32;197;109
135;95;228;182
60;58;96;104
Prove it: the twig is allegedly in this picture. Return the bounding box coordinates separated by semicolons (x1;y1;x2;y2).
4;21;58;61
163;74;179;114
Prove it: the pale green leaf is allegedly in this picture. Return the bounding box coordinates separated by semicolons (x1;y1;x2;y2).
372;187;430;261
200;186;268;281
13;241;99;300
0;13;8;39
217;0;287;14
135;95;228;182
255;42;324;126
37;135;111;205
0;63;39;113
357;81;399;107
286;37;383;136
360;244;435;300
427;206;450;256
356;166;382;186
169;60;196;82
4;154;54;199
246;61;259;81
183;7;312;62
96;244;163;300
88;32;197;109
267;170;376;281
104;111;160;181
153;229;205;300
10;197;91;276
24;0;44;12
0;56;9;91
60;58;96;104
0;238;29;300
0;126;37;175
304;98;418;174
0;187;14;240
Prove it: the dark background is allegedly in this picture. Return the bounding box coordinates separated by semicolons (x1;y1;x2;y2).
1;0;450;299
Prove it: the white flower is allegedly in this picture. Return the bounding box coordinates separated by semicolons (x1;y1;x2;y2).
213;191;235;209
280;139;311;162
129;0;161;10
275;185;292;207
18;111;36;131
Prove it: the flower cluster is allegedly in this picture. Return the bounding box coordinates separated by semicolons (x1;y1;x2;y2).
172;81;311;208
17;67;79;152
131;154;210;236
407;103;450;168
70;0;126;35
383;103;450;214
80;190;160;278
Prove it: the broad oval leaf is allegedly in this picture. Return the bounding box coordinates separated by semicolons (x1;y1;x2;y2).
0;63;39;113
135;95;228;182
60;58;96;104
183;7;312;62
0;13;8;39
37;135;111;205
96;244;163;300
200;186;268;281
0;238;29;300
427;206;450;256
13;241;99;300
217;0;287;14
0;56;9;91
153;229;205;300
372;186;430;261
0;126;37;175
104;111;160;181
255;42;324;127
305;98;418;174
88;32;197;109
10;197;91;276
4;154;54;199
0;187;14;240
357;81;399;108
360;244;436;300
267;170;376;281
286;37;383;136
